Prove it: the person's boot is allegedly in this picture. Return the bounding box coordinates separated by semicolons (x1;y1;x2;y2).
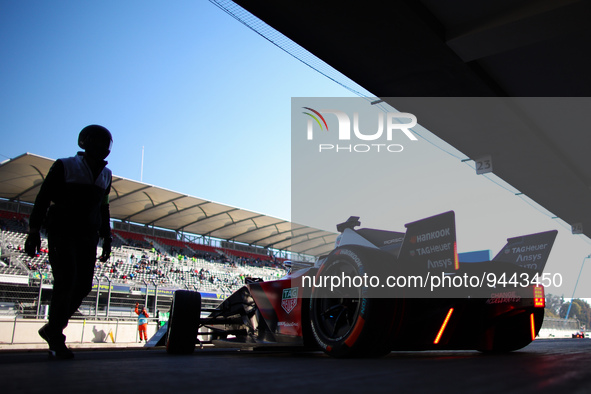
39;324;74;360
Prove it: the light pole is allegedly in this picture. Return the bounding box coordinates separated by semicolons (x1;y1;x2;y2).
103;274;112;318
152;279;158;316
94;275;101;319
565;254;591;320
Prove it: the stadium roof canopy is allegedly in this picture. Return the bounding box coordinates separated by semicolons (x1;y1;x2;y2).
231;0;591;240
0;153;337;257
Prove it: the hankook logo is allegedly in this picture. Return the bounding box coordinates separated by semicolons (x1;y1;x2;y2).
302;107;418;153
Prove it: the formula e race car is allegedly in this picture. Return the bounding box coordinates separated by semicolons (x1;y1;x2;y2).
164;211;557;357
572;330;587;338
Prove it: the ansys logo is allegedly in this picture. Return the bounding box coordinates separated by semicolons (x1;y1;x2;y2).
302;107;417;153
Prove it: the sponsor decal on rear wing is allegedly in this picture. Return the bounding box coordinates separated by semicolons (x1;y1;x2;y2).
492;230;558;273
398;211;458;274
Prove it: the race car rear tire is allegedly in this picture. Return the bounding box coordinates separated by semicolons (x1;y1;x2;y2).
309;246;399;358
480;309;543;353
166;290;201;355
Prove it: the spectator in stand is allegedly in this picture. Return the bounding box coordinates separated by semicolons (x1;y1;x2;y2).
135;303;149;342
25;125;113;360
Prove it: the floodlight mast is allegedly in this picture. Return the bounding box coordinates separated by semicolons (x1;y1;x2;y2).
565;254;591;320
140;146;144;182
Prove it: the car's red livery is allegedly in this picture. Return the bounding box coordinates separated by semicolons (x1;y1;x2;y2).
165;211;557;357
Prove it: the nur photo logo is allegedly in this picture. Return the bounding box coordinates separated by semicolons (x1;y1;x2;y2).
302;107;418;153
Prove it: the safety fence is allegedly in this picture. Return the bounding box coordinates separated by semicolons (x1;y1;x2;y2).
537;317;582;338
0;316;159;345
0;278;224;324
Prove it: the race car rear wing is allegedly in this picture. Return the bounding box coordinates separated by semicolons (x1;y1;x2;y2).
492;230;558;274
398;211;458;274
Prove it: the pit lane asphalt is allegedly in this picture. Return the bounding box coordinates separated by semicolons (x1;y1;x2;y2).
1;339;590;394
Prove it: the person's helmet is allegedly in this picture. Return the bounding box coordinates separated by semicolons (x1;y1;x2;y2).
78;125;113;160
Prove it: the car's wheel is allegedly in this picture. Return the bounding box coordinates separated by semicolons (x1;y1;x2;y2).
309;246;399;358
166;290;201;355
480;309;543;353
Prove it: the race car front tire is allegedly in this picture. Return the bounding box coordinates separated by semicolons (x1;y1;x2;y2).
309;246;399;358
166;290;201;355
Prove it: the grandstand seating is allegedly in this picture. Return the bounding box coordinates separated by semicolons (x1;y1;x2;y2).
0;209;287;295
0;211;28;233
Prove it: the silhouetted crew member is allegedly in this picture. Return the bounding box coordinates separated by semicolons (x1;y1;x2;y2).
25;125;113;359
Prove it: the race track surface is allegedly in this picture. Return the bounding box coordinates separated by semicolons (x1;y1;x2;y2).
2;339;590;393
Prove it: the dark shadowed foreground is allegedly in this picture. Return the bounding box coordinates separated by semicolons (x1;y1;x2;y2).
1;339;590;394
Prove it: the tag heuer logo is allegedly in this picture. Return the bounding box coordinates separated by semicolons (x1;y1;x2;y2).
281;287;298;314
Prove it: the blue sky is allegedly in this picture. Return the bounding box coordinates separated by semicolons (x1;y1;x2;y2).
1;1;590;299
0;0;356;220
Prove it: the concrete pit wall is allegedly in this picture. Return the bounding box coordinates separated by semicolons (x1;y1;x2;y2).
0;318;159;345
